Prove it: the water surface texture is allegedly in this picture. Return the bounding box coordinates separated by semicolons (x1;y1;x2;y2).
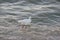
0;0;60;40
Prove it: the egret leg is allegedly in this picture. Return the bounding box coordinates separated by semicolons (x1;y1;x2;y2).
20;25;24;31
24;25;27;29
25;25;31;31
22;25;24;29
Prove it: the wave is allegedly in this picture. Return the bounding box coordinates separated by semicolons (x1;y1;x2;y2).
0;0;20;3
0;0;58;5
0;0;60;26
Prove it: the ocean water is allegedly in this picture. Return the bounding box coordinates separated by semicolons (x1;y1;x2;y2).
0;0;60;40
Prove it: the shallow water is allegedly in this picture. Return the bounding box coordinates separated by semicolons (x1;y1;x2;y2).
0;0;60;40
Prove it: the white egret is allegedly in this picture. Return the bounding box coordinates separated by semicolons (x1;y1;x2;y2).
18;16;32;30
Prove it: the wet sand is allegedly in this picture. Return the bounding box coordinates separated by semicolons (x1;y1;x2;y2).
0;24;60;40
0;15;60;40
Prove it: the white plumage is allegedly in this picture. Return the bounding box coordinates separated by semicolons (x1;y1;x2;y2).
18;16;31;25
